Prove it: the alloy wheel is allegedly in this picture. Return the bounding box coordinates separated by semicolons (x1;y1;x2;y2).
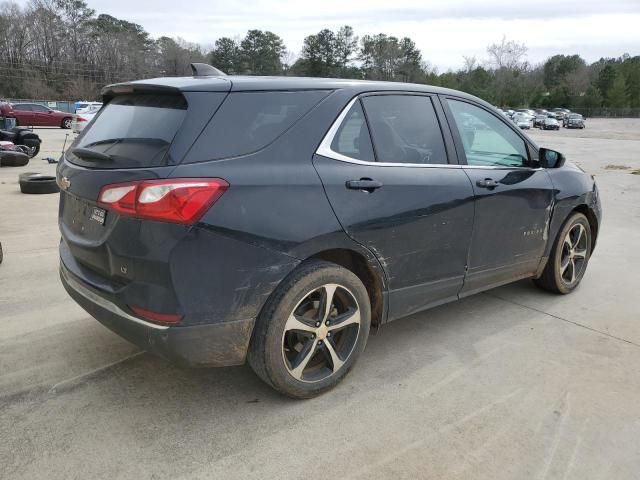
560;223;589;285
282;283;361;383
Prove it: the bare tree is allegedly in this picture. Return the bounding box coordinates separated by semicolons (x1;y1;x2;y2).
462;55;477;73
486;35;528;71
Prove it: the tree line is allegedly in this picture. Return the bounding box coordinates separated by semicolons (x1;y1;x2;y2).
1;0;638;113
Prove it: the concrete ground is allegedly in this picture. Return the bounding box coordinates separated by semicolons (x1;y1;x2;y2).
1;120;639;479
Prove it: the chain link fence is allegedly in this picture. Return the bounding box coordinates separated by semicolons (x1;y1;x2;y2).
570;107;640;118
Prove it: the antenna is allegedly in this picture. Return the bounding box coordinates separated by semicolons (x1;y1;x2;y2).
190;63;227;77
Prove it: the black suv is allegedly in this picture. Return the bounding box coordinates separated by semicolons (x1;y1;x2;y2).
58;66;601;398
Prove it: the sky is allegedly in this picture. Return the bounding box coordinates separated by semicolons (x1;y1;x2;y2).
14;0;640;70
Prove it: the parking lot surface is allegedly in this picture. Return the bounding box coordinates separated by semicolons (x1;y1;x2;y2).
1;120;640;479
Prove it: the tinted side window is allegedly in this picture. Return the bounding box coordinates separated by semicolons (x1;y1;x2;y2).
330;101;374;162
13;104;31;111
187;90;329;162
31;104;48;112
361;95;448;164
447;99;529;167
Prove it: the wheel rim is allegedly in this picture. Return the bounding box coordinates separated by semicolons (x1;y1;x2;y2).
64;119;71;128
282;284;361;383
560;223;589;286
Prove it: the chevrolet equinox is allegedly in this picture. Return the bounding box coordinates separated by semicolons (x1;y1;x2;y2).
58;65;601;398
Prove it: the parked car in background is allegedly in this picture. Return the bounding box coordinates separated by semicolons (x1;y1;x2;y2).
0;101;15;118
534;114;547;128
12;103;73;129
512;113;531;129
551;108;571;120
72;104;102;133
563;113;585;129
76;102;102;114
516;108;536;117
75;101;102;113
542;116;561;130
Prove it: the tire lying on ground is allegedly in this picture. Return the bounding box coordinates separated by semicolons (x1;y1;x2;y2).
19;173;60;194
0;150;29;167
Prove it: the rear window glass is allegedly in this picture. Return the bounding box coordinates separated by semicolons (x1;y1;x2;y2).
186;90;329;162
68;94;187;169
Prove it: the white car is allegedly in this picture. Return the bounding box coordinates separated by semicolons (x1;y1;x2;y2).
75;101;102;113
512;113;531;129
72;104;101;133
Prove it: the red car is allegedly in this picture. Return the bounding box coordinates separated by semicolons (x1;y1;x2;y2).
11;103;73;129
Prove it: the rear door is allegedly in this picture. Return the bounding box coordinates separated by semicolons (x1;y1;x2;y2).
12;104;33;126
314;93;475;321
442;97;554;295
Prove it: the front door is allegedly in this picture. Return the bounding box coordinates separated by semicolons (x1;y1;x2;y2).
30;104;51;126
314;93;475;320
443;97;554;296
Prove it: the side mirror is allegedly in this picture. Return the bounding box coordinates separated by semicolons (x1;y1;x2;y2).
539;148;565;168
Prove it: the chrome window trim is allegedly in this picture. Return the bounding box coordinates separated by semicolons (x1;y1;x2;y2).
61;263;170;331
316;96;461;169
316;95;543;171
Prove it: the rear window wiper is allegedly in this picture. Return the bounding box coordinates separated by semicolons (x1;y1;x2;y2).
71;147;113;162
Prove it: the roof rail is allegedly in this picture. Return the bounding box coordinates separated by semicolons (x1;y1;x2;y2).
190;63;226;77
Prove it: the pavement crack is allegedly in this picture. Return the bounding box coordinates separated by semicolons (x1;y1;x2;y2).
484;292;640;349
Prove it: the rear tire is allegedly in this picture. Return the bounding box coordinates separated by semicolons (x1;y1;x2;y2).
534;213;591;294
19;174;59;194
248;260;371;399
61;117;72;129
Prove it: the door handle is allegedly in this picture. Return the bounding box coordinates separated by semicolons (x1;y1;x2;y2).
476;178;499;189
346;178;383;192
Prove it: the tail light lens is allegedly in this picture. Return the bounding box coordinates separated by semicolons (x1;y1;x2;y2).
76;116;88;122
129;306;183;324
98;178;228;225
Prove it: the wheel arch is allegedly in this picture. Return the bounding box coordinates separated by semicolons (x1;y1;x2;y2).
307;248;387;332
572;204;599;252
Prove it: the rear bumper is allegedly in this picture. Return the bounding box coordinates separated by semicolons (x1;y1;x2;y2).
60;261;254;367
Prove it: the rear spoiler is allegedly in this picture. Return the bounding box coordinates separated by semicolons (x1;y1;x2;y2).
101;83;183;103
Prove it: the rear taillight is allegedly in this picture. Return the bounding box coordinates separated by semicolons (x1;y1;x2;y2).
76;116;88;122
129;305;183;324
98;178;228;225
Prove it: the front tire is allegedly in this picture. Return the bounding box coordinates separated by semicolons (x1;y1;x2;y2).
534;213;591;294
248;260;371;399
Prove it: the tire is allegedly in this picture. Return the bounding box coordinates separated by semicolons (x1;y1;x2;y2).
248;260;371;399
0;151;29;167
27;144;40;158
19;174;59;194
534;212;591;294
61;117;72;129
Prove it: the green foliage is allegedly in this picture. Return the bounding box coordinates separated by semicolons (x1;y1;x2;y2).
209;37;240;74
543;54;586;89
607;75;629;108
238;29;286;75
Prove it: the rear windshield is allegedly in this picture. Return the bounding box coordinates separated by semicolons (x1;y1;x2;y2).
185;90;329;162
68;93;187;169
